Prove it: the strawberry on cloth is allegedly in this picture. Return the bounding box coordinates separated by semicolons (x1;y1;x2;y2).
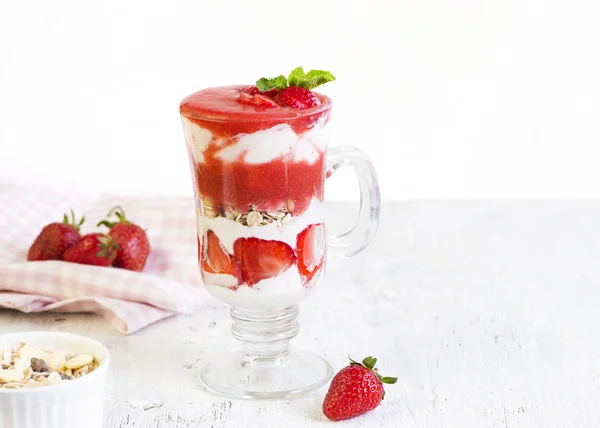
63;233;118;267
0;172;206;334
27;210;84;261
97;206;150;272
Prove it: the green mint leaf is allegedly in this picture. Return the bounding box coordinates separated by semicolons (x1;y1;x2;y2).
288;66;306;87
362;356;377;370
256;75;287;92
298;69;336;90
256;68;335;92
381;376;398;384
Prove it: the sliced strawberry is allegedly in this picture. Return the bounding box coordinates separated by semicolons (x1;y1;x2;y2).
296;224;325;286
233;238;296;286
261;88;279;98
238;92;278;108
238;91;254;103
197;235;202;266
239;87;279;108
274;86;321;109
251;94;278;107
202;230;242;284
242;86;279;98
243;86;260;95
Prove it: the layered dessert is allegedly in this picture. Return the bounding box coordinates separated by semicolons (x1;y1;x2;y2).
180;68;335;309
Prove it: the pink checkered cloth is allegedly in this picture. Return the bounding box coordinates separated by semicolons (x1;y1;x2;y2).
0;173;206;334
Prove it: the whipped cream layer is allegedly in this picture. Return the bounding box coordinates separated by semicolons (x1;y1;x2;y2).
204;269;316;309
182;117;328;166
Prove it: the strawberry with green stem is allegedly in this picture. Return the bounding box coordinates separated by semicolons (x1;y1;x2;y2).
63;232;118;266
27;210;84;261
239;67;336;109
97;206;150;272
322;356;397;421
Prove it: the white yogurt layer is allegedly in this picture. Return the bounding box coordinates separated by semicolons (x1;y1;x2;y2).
181;116;214;164
202;272;240;288
205;268;316;309
215;123;297;164
197;199;324;254
182;118;328;166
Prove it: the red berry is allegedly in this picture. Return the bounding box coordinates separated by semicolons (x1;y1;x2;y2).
202;230;242;286
242;86;279;98
296;224;325;286
251;94;278;107
97;207;150;272
322;356;397;421
27;211;84;261
238;91;254;103
260;88;279;98
63;233;118;267
243;86;260;95
238;91;278;108
233;237;296;286
274;86;320;109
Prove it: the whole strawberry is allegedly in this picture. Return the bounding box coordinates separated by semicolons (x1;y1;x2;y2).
27;210;84;261
322;356;397;421
97;206;150;272
254;67;335;109
63;233;118;266
274;86;321;109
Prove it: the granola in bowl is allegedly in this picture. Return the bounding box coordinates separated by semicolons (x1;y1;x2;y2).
0;341;99;389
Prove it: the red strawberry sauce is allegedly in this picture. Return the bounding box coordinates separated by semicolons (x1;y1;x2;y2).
180;86;332;215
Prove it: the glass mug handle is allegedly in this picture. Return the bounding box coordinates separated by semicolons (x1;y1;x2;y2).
325;145;381;257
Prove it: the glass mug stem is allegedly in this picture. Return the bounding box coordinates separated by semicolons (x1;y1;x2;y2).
231;305;300;360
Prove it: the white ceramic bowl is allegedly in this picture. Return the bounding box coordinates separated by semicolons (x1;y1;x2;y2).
0;331;110;428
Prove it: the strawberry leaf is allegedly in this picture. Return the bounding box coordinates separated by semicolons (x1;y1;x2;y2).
362;356;377;370
348;355;361;366
97;220;116;229
63;210;84;231
256;75;287;92
381;376;398;384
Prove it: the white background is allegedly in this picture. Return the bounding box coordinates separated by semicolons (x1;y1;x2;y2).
1;0;599;200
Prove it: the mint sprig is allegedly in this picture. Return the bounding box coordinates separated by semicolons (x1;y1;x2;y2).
256;75;287;92
256;67;336;92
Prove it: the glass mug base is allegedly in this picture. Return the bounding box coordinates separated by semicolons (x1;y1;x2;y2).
199;350;333;400
199;305;332;399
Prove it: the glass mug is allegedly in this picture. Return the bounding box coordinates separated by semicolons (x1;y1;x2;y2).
180;86;380;399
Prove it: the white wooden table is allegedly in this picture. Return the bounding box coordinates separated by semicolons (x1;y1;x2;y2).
2;200;599;427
